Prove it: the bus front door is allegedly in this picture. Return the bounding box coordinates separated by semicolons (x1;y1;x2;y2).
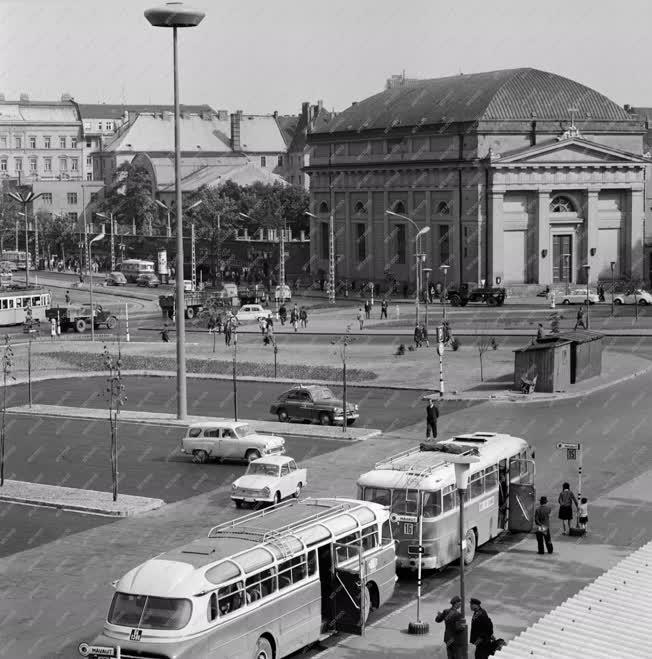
332;540;367;635
508;458;536;533
318;544;336;633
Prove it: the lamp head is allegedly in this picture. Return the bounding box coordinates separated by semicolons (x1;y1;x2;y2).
145;2;205;28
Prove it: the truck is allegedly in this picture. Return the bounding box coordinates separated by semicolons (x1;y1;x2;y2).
446;283;506;307
46;304;118;333
159;289;238;320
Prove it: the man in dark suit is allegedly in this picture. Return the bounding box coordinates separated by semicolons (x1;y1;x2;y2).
426;399;439;439
534;496;554;554
469;598;494;659
436;595;467;659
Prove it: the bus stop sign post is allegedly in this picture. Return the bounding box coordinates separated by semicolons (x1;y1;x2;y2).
557;442;585;536
408;490;430;635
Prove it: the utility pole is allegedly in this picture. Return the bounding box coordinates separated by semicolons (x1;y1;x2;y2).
191;221;196;291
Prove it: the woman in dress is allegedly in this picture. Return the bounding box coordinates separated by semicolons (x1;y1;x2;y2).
558;482;578;535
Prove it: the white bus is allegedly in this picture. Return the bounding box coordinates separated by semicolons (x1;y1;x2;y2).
1;250;31;270
78;498;397;659
357;432;535;571
118;259;155;283
0;287;51;326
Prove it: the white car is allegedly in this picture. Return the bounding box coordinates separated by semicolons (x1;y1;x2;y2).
179;421;285;464
560;290;600;305
231;455;307;507
236;304;272;322
614;289;652;305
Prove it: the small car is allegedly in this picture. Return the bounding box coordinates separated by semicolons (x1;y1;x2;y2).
136;273;160;288
179;421;285;464
560;290;600;305
270;384;359;426
614;289;652;305
231;455;307;507
236;304;272;322
105;271;127;286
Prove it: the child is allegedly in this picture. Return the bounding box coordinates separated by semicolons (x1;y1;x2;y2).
579;497;588;531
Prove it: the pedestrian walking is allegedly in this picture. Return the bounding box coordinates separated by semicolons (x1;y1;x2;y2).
357;308;364;330
266;315;274;336
421;322;429;347
160;325;170;343
578;496;589;531
413;323;422;348
534;496;554;554
299;307;308;328
380;299;388;319
215;313;223;334
469;598;494;659
536;323;544;340
50;317;57;340
279;304;287;325
364;299;371;319
574;305;587;330
290;306;298;332
435;595;467;659
426;399;439;439
259;316;267;335
598;284;605;302
65;290;71;305
558;482;578;535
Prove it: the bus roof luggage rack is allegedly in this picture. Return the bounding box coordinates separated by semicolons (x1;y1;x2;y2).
375;444;479;476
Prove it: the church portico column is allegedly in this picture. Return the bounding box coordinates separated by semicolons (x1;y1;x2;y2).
585;190;599;283
536;191;550;284
629;187;644;279
489;190;504;285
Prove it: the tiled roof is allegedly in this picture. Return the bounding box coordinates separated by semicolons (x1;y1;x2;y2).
238;115;288;152
76;104;215;120
276;115;300;147
315;68;634;134
499;540;652;658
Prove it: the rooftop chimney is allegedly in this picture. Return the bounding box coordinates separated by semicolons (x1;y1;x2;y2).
231;110;242;151
20;93;29;102
273;110;278;119
61;93;72;102
217;110;228;121
301;101;310;127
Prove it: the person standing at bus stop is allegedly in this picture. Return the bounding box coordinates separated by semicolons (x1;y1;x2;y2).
435;595;467;659
469;598;494;659
426;399;439;439
534;496;554;555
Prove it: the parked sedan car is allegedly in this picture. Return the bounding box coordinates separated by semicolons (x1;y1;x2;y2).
270;384;359;426
136;273;160;288
560;290;600;305
236;304;272;322
179;421;285;464
231;455;307;507
105;271;127;286
614;289;652;305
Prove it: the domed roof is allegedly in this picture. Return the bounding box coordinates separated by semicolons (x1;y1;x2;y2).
316;68;632;134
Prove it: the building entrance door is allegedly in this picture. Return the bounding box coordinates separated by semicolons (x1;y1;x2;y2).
552;235;572;283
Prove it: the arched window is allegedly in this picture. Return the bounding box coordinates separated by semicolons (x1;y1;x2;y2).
392;201;406;214
549;196;574;213
353;201;367;215
436;201;451;215
318;201;329;214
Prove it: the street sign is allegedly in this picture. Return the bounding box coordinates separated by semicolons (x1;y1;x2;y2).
566;448;577;460
556;442;580;450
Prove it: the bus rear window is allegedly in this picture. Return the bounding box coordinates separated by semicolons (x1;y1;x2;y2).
108;593;192;630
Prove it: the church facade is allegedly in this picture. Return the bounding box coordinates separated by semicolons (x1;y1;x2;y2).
306;68;650;289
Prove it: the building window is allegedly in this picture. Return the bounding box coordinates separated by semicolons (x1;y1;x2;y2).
0;159;7;171
86;172;93;181
321;222;329;260
319;201;329;214
105;121;112;131
42;193;52;204
356;223;367;262
29;137;36;149
59;157;67;171
29;158;37;172
0;136;6;148
86;157;92;167
277;155;283;166
59;137;66;148
439;225;450;263
260;156;267;167
550;196;574;213
67;192;78;205
394;224;406;264
436;201;450;215
44;136;51;149
15;158;22;171
44;158;52;171
68;211;78;221
71;158;79;171
392;201;406;215
387;138;403;153
71;137;77;148
15;137;22;149
86;141;91;148
353;201;367;215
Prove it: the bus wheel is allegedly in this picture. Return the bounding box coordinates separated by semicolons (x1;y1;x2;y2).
253;636;273;659
106;316;117;330
463;529;477;565
362;585;372;625
185;307;195;320
75;319;87;333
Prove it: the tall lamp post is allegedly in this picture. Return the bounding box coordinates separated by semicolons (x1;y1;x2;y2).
610;261;616;317
440;264;450;322
423;267;432;339
96;212;115;272
582;264;590;329
145;1;205;421
8;190;43;287
386;210;430;324
89;231;105;342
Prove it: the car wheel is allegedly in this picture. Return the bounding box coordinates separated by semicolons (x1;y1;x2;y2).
486;297;498;307
75;318;87;333
277;408;289;423
192;449;208;464
293;482;302;499
245;449;261;463
449;295;461;307
273;491;281;505
319;412;333;426
106;316;117;330
562;299;570;305
639;299;648;305
614;299;623;305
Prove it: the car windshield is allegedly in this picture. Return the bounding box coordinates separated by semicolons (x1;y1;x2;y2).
234;424;250;437
247;463;281;477
310;387;334;400
108;592;192;630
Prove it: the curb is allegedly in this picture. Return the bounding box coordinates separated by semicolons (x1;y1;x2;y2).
0;494;164;517
30;276;156;303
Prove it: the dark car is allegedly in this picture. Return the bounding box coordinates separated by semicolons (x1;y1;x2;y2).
105;271;127;286
269;385;359;426
136;273;160;288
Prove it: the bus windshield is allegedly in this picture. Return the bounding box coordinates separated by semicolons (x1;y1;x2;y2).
108;593;192;630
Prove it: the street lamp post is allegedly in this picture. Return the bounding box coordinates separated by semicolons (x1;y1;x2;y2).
582;264;590;329
96;212;115;271
386;210;431;325
8;191;44;287
89;231;105;342
440;264;450;322
610;261;616;317
145;1;205;421
423;268;432;340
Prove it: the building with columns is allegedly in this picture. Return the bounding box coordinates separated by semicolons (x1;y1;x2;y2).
306;68;651;289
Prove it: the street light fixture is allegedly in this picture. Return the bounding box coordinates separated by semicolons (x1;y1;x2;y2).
89;231;105;342
610;261;616;317
386;210;430;325
440;264;450;322
145;0;205;421
582;264;590;329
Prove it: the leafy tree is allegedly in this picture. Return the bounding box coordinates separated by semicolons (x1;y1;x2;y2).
38;210;77;263
100;162;159;235
0;192;19;254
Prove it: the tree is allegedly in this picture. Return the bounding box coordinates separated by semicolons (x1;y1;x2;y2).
38;211;77;263
0;192;19;254
100;162;159;236
477;336;498;382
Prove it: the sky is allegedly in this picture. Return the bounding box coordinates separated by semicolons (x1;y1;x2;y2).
1;0;651;116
